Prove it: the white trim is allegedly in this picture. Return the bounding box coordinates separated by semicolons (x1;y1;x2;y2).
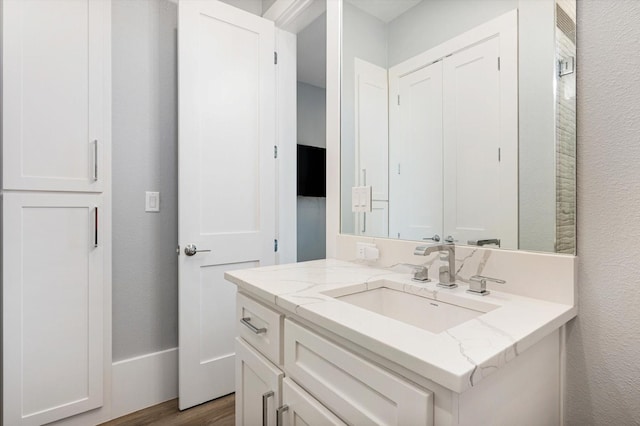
111;348;179;420
276;28;298;264
326;0;341;258
264;0;326;34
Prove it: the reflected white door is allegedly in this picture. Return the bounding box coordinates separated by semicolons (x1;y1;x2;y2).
178;0;275;410
354;58;388;237
443;37;516;247
389;60;443;241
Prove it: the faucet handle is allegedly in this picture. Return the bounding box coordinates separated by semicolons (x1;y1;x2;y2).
467;275;506;296
412;266;430;282
444;235;457;243
423;234;440;242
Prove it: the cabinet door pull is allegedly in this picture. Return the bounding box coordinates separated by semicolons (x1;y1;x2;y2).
94;207;99;247
262;391;274;426
93;139;98;181
276;405;289;426
240;317;266;334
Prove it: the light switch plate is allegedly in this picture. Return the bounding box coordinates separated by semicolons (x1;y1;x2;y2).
351;186;373;213
145;191;160;212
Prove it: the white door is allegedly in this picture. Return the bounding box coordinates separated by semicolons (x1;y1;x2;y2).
281;378;346;426
389;60;443;241
3;193;104;426
354;58;389;200
178;0;276;409
354;58;389;238
236;338;284;426
361;200;389;237
443;37;516;247
2;0;109;193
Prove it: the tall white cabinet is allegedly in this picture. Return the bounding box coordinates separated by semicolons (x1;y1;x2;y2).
2;1;112;425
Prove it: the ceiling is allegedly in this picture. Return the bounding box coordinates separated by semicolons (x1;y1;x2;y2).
345;0;423;23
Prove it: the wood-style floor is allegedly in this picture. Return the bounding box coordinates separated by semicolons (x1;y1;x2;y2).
100;394;235;426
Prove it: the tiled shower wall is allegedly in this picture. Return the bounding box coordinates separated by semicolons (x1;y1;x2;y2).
555;0;577;253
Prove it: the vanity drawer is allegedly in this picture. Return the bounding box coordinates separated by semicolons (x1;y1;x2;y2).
284;319;433;426
237;292;283;365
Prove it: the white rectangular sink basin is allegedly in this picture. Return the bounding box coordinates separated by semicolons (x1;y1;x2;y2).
335;287;485;334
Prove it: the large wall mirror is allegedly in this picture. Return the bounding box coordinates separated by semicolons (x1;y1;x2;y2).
340;0;576;254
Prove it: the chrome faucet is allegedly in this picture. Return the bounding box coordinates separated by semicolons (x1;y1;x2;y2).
414;244;457;288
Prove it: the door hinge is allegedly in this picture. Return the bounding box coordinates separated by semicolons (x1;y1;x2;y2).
274;145;278;159
274;51;278;65
176;245;180;255
498;57;501;71
274;239;279;252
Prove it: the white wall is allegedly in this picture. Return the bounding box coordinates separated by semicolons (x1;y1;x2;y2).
387;0;517;67
340;2;388;235
517;0;557;252
297;82;326;148
567;0;640;424
297;47;327;261
297;12;326;88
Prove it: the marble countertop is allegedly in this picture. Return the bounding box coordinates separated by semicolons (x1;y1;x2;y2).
225;259;576;393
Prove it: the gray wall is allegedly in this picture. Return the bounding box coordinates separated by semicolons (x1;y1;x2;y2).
567;0;640;424
112;0;262;362
112;0;179;362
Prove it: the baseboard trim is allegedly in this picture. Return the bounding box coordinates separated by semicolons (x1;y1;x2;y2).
111;347;178;420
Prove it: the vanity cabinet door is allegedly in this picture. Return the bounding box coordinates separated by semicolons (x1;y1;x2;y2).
2;192;105;426
281;378;346;426
236;338;283;426
2;0;110;192
284;320;434;426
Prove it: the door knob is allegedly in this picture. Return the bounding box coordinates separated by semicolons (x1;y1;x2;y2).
184;244;211;256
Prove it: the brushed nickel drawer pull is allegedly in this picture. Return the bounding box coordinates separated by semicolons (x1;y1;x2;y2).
262;390;274;426
241;317;266;334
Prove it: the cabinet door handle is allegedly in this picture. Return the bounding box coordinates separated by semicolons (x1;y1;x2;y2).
276;405;289;426
93;140;98;181
94;207;99;248
262;391;274;426
240;317;266;334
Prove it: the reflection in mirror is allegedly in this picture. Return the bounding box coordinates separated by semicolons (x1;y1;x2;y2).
340;0;576;254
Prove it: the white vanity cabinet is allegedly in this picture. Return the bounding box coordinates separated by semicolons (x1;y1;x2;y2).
2;0;110;193
2;1;112;424
235;338;283;426
235;292;435;426
281;378;346;426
